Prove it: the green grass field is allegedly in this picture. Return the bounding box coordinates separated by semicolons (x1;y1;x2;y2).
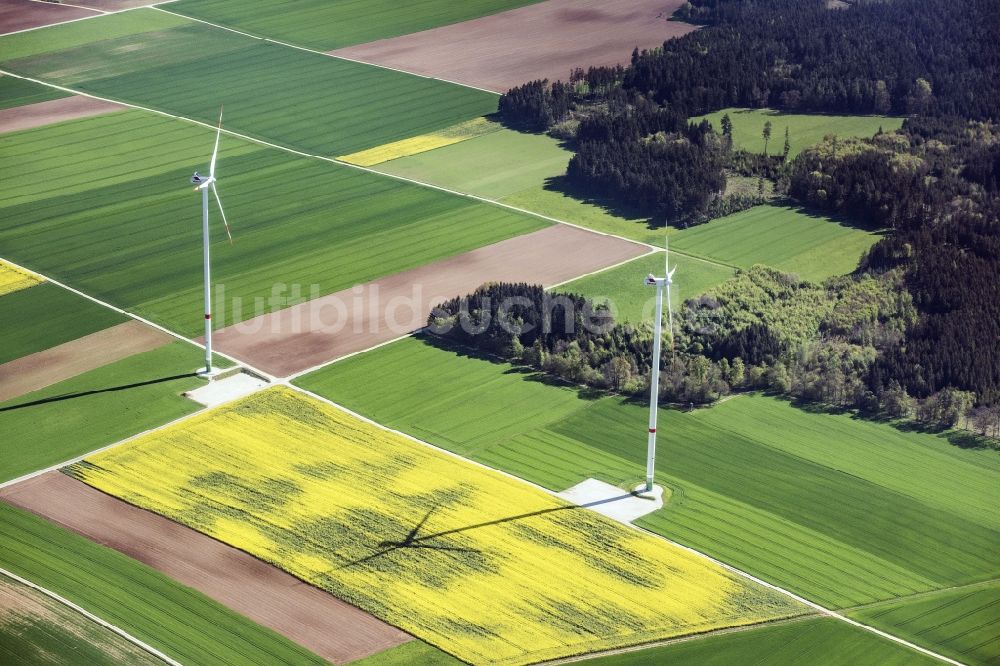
579;618;934;665
0;503;325;665
0;111;545;335
0;342;213;483
0;11;497;156
0;76;68;111
0;573;160;666
348;641;463;666
559;251;735;323
297;337;1000;612
0;283;125;365
169;0;543;51
694;108;904;157
850;581;1000;665
672;205;882;281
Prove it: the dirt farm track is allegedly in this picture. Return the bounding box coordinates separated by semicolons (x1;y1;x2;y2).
332;0;696;93
0;472;413;664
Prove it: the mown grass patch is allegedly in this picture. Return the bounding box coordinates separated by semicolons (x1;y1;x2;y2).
0;342;213;482
71;386;803;666
850;581;1000;665
0;503;325;665
0;111;545;335
297;337;1000;611
0;11;498;156
167;0;544;51
694;108;904;158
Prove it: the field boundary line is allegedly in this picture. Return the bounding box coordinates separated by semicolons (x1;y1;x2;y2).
842;578;1000;613
27;0;106;15
0;567;181;665
149;6;503;95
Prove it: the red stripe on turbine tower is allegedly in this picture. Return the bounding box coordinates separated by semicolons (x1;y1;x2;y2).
205;314;211;320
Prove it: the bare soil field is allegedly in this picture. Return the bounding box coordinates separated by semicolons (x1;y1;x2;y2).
0;320;172;402
0;472;412;664
331;0;695;93
0;0;98;36
0;96;123;134
211;224;648;376
71;0;163;9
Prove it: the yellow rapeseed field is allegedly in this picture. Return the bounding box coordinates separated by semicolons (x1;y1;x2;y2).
0;260;43;296
339;117;500;166
71;387;803;665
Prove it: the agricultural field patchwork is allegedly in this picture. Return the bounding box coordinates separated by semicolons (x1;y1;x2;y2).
339;117;501;167
69;386;804;666
694;108;904;158
0;10;498;156
0;283;126;365
0;572;160;666
0;76;69;111
580;617;935;665
0;110;545;336
0;503;325;665
0;259;42;296
559;252;736;323
671;205;882;282
298;337;1000;613
0;342;214;483
849;581;1000;665
167;0;544;51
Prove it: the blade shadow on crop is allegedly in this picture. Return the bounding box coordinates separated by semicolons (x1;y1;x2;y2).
0;373;198;412
339;491;640;569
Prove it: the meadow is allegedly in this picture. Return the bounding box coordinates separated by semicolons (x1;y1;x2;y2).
168;0;543;51
297;336;1000;614
581;618;934;665
0;110;545;336
0;503;324;665
0;342;212;483
0;283;125;365
0;76;68;111
0;11;498;156
849;581;1000;665
694;108;904;158
671;205;881;282
559;252;735;323
0;573;160;666
71;386;803;666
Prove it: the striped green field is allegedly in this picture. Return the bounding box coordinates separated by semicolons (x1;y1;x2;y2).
0;76;68;111
579;618;934;665
169;0;543;51
0;10;497;156
672;205;881;282
347;641;463;666
559;251;735;323
0;342;215;483
694;108;904;158
297;337;1000;613
0;111;545;335
0;503;324;665
0;283;125;365
850;581;1000;665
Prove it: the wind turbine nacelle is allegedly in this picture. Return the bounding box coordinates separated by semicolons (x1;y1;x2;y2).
645;274;658;286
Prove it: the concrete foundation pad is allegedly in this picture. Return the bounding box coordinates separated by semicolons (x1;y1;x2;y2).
557;478;664;524
185;372;268;407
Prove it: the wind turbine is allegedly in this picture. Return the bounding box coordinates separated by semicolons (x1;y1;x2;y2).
642;235;676;492
190;107;232;375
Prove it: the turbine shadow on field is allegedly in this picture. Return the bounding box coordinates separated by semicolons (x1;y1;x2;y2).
0;373;198;412
340;492;639;569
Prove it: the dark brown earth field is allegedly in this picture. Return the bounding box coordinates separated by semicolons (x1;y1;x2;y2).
0;95;123;134
0;472;413;664
0;320;172;402
211;223;649;377
331;0;695;93
0;0;98;36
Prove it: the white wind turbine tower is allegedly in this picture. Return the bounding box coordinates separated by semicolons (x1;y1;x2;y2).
190;107;233;375
642;236;676;492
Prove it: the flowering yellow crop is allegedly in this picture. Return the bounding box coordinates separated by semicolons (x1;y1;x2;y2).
71;387;803;665
0;260;43;296
339;117;500;166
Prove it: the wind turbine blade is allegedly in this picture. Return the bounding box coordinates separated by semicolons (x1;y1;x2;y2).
211;183;233;244
664;232;669;276
209;105;223;179
666;283;675;355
